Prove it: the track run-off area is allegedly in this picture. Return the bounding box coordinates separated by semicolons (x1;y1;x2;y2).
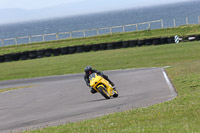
0;67;177;133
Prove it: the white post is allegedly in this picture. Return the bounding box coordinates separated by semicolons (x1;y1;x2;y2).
56;33;59;40
15;38;18;45
96;29;99;35
136;24;138;31
29;36;32;43
148;22;151;30
198;16;200;24
161;19;164;28
42;35;45;41
70;32;72;38
186;17;189;25
110;27;112;35
83;30;86;37
123;25;125;32
173;18;176;27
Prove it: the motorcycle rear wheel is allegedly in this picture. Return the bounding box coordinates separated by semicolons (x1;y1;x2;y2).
97;86;111;99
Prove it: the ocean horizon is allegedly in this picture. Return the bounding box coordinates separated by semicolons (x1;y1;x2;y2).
0;0;200;46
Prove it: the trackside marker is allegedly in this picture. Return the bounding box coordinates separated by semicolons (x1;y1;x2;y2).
174;35;180;44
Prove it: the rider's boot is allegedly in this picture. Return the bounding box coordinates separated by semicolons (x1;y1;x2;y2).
91;87;97;94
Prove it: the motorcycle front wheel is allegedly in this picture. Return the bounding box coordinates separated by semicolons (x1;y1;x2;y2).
97;86;111;99
113;90;118;98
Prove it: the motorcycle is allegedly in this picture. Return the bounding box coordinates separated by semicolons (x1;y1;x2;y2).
89;73;118;99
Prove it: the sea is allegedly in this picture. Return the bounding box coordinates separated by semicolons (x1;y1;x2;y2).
0;1;200;46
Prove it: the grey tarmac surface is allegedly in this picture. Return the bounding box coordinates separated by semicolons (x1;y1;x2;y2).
0;68;177;133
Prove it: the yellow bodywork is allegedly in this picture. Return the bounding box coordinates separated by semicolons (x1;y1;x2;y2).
89;73;114;96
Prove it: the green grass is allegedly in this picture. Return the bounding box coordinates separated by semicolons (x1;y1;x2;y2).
1;24;200;55
22;42;200;132
0;41;200;81
0;85;38;93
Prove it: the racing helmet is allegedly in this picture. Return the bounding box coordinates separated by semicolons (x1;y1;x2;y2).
85;66;92;74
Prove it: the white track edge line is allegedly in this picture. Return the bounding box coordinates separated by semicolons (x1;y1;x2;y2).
162;68;177;100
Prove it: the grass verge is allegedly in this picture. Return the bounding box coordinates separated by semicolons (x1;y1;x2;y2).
0;85;38;93
1;24;200;55
24;45;200;132
0;41;200;81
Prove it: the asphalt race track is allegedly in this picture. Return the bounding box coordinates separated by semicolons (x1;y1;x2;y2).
0;68;177;133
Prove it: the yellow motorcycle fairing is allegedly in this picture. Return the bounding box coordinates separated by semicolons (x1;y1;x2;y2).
89;73;114;97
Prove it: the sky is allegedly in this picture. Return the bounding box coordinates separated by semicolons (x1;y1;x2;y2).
0;0;192;24
0;0;84;9
0;0;190;10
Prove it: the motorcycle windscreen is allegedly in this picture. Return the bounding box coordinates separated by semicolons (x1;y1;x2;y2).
89;73;96;81
89;73;102;86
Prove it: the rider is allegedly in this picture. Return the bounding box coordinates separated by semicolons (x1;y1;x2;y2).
84;66;116;94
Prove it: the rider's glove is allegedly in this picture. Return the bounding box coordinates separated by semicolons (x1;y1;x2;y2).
90;87;97;94
89;86;93;90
